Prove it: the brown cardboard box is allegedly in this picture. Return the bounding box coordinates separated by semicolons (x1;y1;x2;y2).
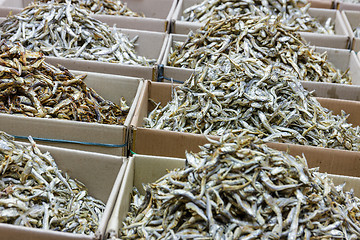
342;10;360;52
0;9;168;80
129;81;360;162
160;36;360;100
0;142;127;240
336;1;360;11
171;3;349;48
106;154;360;238
0;0;178;32
0;71;144;156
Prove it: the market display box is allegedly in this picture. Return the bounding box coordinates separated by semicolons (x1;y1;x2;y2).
129;81;360;160
0;71;144;156
336;1;360;11
0;0;178;32
160;35;360;100
342;10;360;52
105;153;360;239
0;143;127;240
0;9;168;80
171;3;349;49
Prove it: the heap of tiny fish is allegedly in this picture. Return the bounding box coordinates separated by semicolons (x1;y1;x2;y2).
35;0;145;17
168;14;351;84
181;0;334;34
145;60;360;150
0;131;106;234
119;134;360;239
0;2;154;65
169;14;350;84
0;41;130;124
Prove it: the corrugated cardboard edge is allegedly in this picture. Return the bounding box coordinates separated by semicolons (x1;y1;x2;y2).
165;0;179;33
98;158;128;240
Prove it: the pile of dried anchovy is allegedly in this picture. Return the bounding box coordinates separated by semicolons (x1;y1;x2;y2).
181;0;334;34
0;2;154;65
145;61;360;150
0;131;106;234
169;15;350;84
0;41;129;124
119;134;360;239
35;0;145;17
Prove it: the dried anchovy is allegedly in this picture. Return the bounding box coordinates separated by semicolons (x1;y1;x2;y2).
145;60;360;150
35;0;145;17
169;15;350;84
0;41;130;124
0;2;154;65
182;0;334;34
354;26;360;38
119;134;360;239
0;131;106;234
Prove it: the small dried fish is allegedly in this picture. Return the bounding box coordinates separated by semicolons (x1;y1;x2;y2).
35;0;145;17
181;0;334;34
0;131;106;235
169;14;350;84
354;26;360;38
0;1;154;66
146;58;359;151
0;40;129;125
117;133;360;239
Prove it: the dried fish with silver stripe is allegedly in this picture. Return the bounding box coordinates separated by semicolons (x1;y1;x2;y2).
0;131;106;234
182;0;334;34
169;14;350;84
0;40;130;124
146;60;360;150
35;0;145;17
0;1;154;66
117;134;360;239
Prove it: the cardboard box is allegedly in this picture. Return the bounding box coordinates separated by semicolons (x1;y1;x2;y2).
106;153;360;238
342;10;360;52
336;1;360;11
0;142;127;240
0;10;168;80
171;3;349;48
130;81;360;161
160;36;360;100
0;0;178;32
0;71;144;156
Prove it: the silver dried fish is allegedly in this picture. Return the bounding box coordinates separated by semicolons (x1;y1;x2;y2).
181;0;334;34
146;58;359;151
169;14;350;84
0;1;154;66
117;134;360;239
35;0;145;17
0;131;106;235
